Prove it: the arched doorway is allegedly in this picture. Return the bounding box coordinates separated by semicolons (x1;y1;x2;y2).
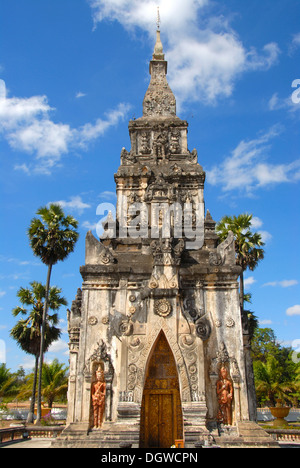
139;331;183;448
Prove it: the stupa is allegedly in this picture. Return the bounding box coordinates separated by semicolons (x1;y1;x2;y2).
54;23;277;449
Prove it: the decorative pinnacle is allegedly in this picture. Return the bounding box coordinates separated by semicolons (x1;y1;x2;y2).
157;6;161;31
153;7;164;60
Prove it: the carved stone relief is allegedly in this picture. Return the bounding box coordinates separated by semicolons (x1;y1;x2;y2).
84;340;115;422
154;298;172;318
209;343;241;383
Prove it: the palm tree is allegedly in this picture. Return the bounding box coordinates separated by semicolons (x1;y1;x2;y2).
254;356;296;407
216;214;265;310
0;364;16;400
10;282;67;423
41;359;68;409
28;204;78;423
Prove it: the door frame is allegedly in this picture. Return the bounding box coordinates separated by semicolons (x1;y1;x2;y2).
142;388;180;448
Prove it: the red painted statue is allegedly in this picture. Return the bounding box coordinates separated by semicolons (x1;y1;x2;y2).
217;366;234;425
91;367;106;429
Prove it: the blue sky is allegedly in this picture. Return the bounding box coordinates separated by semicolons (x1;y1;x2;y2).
0;0;299;372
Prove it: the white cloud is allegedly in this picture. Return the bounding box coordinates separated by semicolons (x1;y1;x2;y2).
264;280;299;288
251;217;263;229
82;221;98;231
78;103;131;146
0;79;130;174
292;32;300;47
75;92;87;99
206;126;300;194
0;255;40;267
286;305;300;317
49;196;91;214
99;191;117;200
258;231;273;244
249;217;272;244
259;319;273;325
289;32;300;55
244;277;256;289
14;163;31;174
0;290;6;298
268;91;300;115
47;339;69;355
246;43;280;71
88;0;280;106
20;356;36;370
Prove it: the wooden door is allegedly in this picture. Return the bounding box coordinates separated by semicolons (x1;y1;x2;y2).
144;390;178;448
139;332;183;448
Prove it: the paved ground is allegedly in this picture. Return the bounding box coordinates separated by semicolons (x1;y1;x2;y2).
1;438;52;449
1;439;300;449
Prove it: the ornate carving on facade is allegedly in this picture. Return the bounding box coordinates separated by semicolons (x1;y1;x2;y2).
99;246;115;265
178;334;199;398
84;340;114;382
209;343;241;383
119;320;133;336
169;129;181;154
226;317;235;328
68;327;80;352
150;238;184;267
154;298;172;318
149;273;178;290
133;320;190;403
67;288;82;352
182;294;204;323
145;173;172;201
129;294;136;303
217;231;236;266
143;79;176;118
121;147;136;165
88;316;98;326
195;317;212;341
139;132;151;155
209;251;225;267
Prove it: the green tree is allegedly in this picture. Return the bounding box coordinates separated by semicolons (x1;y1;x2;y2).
41;359;68;408
243;293;259;342
28;204;78;423
10;282;67;422
251;328;282;363
216;214;265;310
0;364;16;400
254;355;296;407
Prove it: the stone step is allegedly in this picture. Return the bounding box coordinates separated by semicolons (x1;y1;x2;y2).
236;421;279;448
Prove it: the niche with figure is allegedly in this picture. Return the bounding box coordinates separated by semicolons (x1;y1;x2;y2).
216;365;234;426
90;363;106;429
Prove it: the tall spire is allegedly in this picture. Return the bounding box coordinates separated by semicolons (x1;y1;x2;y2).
153;29;165;61
142;10;177;118
157;6;161;31
153;7;164;61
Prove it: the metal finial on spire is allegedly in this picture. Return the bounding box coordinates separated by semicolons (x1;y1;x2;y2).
157;6;161;31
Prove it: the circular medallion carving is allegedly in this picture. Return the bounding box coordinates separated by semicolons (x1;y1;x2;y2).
88;316;98;326
196;319;212;341
129;306;136;315
226;317;235;328
119;321;133;336
154;299;172;318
